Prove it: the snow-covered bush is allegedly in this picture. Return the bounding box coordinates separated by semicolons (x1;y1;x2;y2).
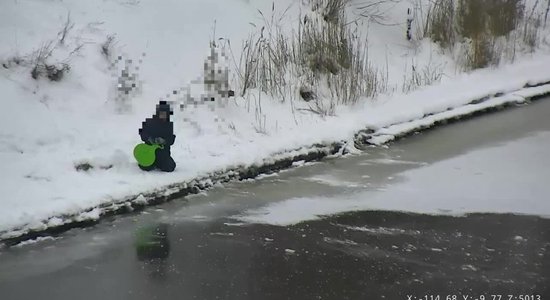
2;13;83;82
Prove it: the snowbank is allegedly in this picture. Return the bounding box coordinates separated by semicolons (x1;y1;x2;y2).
1;0;550;243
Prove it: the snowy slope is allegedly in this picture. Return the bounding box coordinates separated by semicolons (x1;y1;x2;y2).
1;0;550;238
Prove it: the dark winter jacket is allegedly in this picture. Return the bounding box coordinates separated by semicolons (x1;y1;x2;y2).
139;101;176;147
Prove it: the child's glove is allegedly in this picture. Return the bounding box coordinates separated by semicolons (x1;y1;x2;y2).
154;137;166;145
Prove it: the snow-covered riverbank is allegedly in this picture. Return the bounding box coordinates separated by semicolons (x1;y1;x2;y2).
1;0;550;241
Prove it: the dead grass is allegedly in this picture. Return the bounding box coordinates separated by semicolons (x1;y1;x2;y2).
487;0;524;37
30;42;72;81
424;0;456;49
101;35;117;59
523;16;541;51
423;0;538;70
58;12;74;45
233;0;385;108
466;36;499;70
402;60;445;93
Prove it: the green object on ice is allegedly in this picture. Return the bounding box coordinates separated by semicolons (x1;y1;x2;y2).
133;143;163;167
135;226;155;247
134;224;170;261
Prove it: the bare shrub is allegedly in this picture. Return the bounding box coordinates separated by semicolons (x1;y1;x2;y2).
233;0;385;108
30;42;55;79
18;13;83;81
58;12;74;45
522;1;544;51
230;30;262;97
101;35;117;59
45;63;71;81
252;93;268;134
402;60;445;93
230;6;293;100
423;0;456;49
487;0;524;37
2;56;24;69
326;36;386;104
28;40;81;81
351;0;401;26
463;36;500;70
232;29;285;98
313;0;349;24
456;0;522;40
303;1;387;105
298;97;337;117
457;0;488;40
299;13;351;75
545;0;550;27
423;0;536;70
523;16;542;51
255;18;291;100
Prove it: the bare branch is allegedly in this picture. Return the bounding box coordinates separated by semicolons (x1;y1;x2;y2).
58;12;74;45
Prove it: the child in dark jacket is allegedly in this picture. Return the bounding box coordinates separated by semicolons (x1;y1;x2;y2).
138;101;176;172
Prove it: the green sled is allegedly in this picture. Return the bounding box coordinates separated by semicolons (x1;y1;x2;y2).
133;143;163;167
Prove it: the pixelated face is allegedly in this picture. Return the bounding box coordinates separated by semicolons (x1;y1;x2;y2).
159;111;168;121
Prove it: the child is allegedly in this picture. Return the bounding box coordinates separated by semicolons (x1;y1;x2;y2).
137;101;176;172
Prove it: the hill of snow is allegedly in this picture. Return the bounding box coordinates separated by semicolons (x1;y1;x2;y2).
1;0;550;238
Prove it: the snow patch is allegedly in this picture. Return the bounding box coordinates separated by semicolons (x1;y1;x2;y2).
75;208;101;222
13;236;57;248
305;175;365;188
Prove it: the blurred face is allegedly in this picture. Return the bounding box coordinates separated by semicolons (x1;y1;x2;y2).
159;111;168;121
